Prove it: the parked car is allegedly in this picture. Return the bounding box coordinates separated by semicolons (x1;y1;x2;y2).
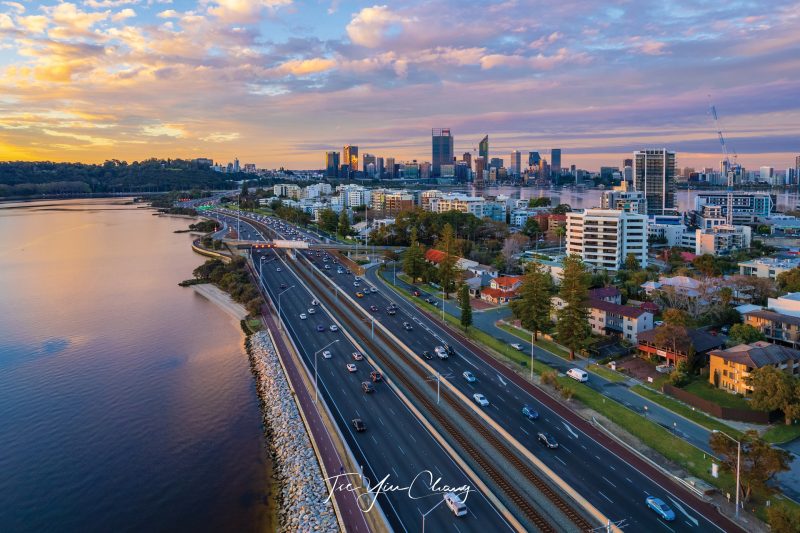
280;283;287;289
351;352;364;361
322;350;332;359
566;368;588;382
276;267;282;272
370;287;378;293
370;305;379;312
413;290;421;296
362;381;375;393
346;363;357;372
537;432;558;449
370;371;382;382
352;418;366;432
463;371;477;383
387;308;396;315
473;393;489;407
307;308;316;314
311;299;319;306
522;405;539;420
510;343;523;350
645;497;676;521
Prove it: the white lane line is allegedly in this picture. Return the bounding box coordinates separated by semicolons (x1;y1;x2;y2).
595;455;602;462
668;497;699;527
580;444;587;450
657;521;675;533
555;456;567;466
608;465;616;471
602;476;617;488
461;357;480;370
598;491;614;504
392;467;399;478
409;433;416;443
379;417;386;426
563;422;579;439
496;394;507;403
398;445;406;456
625;477;633;484
519;426;529;435
560;444;572;454
371;435;378;445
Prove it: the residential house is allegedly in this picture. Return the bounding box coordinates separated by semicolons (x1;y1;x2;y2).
637;326;724;367
708;342;800;395
589;286;622;304
744;310;800;349
588;299;653;342
480;276;523;305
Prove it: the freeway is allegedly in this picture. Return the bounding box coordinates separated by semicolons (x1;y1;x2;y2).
252;246;517;532
250;213;744;533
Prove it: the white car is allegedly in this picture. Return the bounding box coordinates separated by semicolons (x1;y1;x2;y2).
353;282;360;287
329;324;339;332
352;352;364;361
370;287;378;293
434;346;448;359
299;313;307;320
311;299;319;306
346;363;357;372
276;267;282;272
473;393;489;407
510;343;523;351
307;307;316;314
322;350;332;359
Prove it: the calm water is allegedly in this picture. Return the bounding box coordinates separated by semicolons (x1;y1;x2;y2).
0;199;270;532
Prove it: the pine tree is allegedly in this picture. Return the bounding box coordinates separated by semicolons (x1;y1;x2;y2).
403;227;425;283
459;283;472;330
555;255;591;360
438;223;458;298
511;262;553;341
337;210;350;237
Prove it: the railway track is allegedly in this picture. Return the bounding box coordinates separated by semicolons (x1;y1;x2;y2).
281;248;595;533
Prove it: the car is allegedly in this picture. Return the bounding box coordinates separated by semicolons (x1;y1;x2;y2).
463;371;477;383
413;290;421;296
421;351;433;360
329;324;339;332
387;308;396;315
425;297;433;303
299;313;307;320
351;352;364;361
444;344;455;356
473;393;489;407
279;283;287;289
356;292;364;298
337;269;344;274
354;276;362;282
316;325;325;332
510;343;523;351
311;299;319;306
324;264;331;270
322;350;332;359
353;282;360;287
369;305;379;312
276;267;282;272
434;346;448;359
370;371;382;382
370;287;377;293
307;308;316;314
346;363;357;372
352;418;366;432
645;497;676;521
537;432;558;449
361;381;375;393
522;405;539;420
403;322;413;331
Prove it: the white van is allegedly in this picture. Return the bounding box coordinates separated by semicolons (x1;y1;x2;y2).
566;368;588;382
443;492;467;516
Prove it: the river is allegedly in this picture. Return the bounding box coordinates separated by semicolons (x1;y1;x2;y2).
0;199;271;532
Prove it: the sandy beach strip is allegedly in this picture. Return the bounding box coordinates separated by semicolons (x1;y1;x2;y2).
192;283;248;320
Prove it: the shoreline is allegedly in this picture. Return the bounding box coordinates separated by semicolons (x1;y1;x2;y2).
190;283;248;320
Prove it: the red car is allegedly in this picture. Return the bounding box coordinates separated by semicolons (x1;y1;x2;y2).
413;290;421;296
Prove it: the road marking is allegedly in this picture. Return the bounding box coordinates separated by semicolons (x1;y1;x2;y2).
497;374;507;386
379;417;385;426
625;477;633;484
562;422;579;439
602;476;617;488
496;394;507;403
595;455;602;462
608;464;616;471
398;445;406;456
371;435;377;445
598;491;614;504
392;467;399;478
461;357;480;370
668;497;699;527
560;444;572;454
657;521;675;533
408;432;416;443
555;456;567;466
519;426;529;435
580;444;587;450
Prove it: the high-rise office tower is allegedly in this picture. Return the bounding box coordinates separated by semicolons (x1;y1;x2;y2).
528;151;541;168
363;153;376;177
623;158;633;168
795;155;800;186
376;157;384;179
474;157;486;186
385;157;396;179
633;149;677;215
462;152;472;170
233;158;240;173
344;145;359;173
510;150;521;177
550;148;561;177
479;135;489;161
325;151;340;178
431;128;454;177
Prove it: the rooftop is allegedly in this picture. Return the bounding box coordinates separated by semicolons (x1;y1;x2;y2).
589;286;622;300
745;309;800;327
638;326;724;353
710;341;800;368
588;299;648;319
738;257;800;268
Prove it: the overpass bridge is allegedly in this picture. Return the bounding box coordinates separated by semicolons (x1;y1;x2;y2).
228;239;405;252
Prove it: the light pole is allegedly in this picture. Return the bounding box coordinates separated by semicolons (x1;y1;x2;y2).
713;430;742;518
314;339;340;404
277;285;295;329
420;494;448;532
530;331;534;381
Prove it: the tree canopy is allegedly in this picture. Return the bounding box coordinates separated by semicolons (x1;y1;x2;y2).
726;323;765;346
555;255;591;359
511;261;553;341
748;366;800;425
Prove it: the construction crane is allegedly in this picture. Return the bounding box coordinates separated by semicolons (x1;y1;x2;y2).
709;97;735;226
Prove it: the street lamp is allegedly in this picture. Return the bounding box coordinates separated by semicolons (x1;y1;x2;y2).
712;430;742;519
277;285;295;329
530;331;535;381
314;339;340;403
420;494;448;532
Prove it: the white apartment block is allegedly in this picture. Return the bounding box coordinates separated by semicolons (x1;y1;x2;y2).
429;194;485;218
420;190;443;210
302;183;332;199
273;183;302;199
695;225;752;256
738;257;800;279
566;208;648;270
336;184;370;207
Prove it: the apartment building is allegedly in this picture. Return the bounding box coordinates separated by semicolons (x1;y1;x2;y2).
738;257;800;279
273;183;302;199
637;326;724;367
695;224;752;255
587;300;653;343
566;208;648;270
429;194;485;218
708;342;800;395
744;310;800;349
370;189;416;215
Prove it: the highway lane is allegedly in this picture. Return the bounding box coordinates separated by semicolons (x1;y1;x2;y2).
253;247;516;533
248;213;734;533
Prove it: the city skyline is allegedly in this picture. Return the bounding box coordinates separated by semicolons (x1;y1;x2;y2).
0;1;798;169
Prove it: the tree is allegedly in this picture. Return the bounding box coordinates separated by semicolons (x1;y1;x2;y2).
709;430;792;503
459;284;472;330
756;224;771;235
241;179;249;197
511;261;553;341
552;203;572;215
500;233;529;273
624;253;640;271
662;308;691;326
748;366;800;425
403;227;426;283
726;323;765;346
528;197;551;207
555;255;591;359
767;504;800;533
777;267;800;293
522;217;541;239
437;223;459;298
337;210;350;237
693;254;720;277
318;209;338;233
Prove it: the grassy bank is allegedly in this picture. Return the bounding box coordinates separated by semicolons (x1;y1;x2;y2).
586;363;627;383
631;385;742;437
496;322;572;360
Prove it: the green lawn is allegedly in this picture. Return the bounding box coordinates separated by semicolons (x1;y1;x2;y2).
763;423;800;445
631;385;742;437
683;380;755;411
587;363;627;383
496;322;572;360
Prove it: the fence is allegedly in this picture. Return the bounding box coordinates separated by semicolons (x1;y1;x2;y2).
662;384;771;424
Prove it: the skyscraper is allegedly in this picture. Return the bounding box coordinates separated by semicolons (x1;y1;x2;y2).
478;135;489;161
474;157;486;187
510;150;521;177
233;158;240;173
376;157;384;179
528;151;541;168
462;152;472;170
325;151;340;179
550;148;561;177
795;155;800;186
431;128;454;177
363;153;376;177
343;145;359;173
633;149;677;215
385;157;396;179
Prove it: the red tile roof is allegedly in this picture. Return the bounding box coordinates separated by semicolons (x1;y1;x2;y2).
425;249;446;263
481;287;518;299
494;276;523;288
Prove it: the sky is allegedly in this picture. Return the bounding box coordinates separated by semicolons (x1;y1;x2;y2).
0;0;799;171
